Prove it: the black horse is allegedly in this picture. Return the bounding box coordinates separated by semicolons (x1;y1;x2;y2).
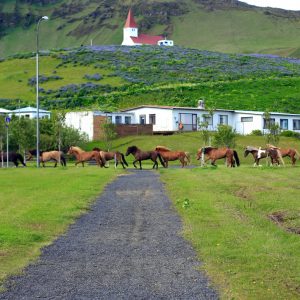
125;145;165;169
1;152;26;167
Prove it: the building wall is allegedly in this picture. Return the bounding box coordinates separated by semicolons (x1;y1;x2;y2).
65;111;94;140
128;107;174;131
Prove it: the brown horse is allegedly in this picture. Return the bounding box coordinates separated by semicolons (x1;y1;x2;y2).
244;146;283;166
276;148;299;166
41;151;66;167
27;149;66;167
93;147;128;169
125;145;165;169
196;147;240;167
154;145;190;168
67;146;106;167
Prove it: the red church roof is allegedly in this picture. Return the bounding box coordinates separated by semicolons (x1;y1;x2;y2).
131;34;164;45
124;9;137;28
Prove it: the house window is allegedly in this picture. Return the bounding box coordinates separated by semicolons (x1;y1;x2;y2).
140;115;146;125
106;116;112;123
179;113;197;131
293;119;300;130
263;118;275;129
125;116;131;124
241;117;253;122
115;116;122;124
25;114;30;118
149;114;156;125
280;119;288;130
203;115;213;126
219;115;228;125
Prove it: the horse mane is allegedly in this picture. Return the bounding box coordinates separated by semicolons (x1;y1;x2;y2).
70;146;84;153
128;145;138;152
202;146;217;154
92;147;102;152
245;146;259;152
266;144;280;150
155;145;171;152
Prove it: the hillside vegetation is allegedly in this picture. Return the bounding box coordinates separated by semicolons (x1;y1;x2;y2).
0;46;300;113
0;0;300;57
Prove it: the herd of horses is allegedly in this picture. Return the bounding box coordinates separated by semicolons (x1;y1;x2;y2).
1;144;299;169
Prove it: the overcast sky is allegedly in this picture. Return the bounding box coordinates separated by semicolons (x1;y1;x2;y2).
239;0;300;10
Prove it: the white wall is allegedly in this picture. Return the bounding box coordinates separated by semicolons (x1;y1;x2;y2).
65;111;94;140
129;107;174;131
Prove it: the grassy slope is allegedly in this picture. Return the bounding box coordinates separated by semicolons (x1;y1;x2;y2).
173;3;300;56
1;47;299;114
1;0;300;57
0;166;119;289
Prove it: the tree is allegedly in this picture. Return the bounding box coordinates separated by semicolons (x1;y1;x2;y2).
101;120;117;151
213;124;237;148
263;111;280;145
52;111;66;153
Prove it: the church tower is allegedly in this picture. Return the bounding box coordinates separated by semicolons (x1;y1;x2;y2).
122;9;138;46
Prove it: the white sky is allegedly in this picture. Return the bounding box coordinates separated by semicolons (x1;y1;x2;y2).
239;0;300;11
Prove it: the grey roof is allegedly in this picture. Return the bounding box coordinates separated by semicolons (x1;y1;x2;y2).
11;106;50;113
0;108;12;113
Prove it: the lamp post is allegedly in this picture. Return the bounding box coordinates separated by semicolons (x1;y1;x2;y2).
36;16;49;168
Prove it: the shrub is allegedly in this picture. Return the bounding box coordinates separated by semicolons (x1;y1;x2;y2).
280;130;300;138
250;129;263;136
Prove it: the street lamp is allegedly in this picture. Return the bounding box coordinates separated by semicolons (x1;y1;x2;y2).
36;16;49;168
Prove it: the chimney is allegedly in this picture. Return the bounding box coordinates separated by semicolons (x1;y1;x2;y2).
198;99;205;109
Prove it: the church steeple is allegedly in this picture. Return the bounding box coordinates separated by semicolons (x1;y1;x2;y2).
122;8;138;45
124;9;137;29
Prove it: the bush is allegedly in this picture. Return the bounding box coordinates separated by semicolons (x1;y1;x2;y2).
250;129;263;136
280;130;300;138
212;124;237;148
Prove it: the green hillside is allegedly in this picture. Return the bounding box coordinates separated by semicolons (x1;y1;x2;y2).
0;46;300;113
1;0;300;57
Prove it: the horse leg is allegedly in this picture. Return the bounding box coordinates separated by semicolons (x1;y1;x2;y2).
152;159;157;169
133;159;138;169
139;160;142;170
211;159;217;166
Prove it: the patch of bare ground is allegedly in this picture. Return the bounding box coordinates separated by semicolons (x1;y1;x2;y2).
268;211;300;235
234;186;272;201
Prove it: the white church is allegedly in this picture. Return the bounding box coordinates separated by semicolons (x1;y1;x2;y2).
121;9;174;47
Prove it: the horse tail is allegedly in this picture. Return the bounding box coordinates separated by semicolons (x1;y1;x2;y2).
233;150;240;167
61;155;66;166
157;152;166;168
184;152;191;165
99;151;108;168
120;153;128;167
277;150;285;166
17;153;26;167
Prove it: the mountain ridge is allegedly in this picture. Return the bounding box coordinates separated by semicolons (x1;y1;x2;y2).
0;0;300;57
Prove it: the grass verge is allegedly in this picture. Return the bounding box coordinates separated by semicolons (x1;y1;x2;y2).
0;166;120;290
161;166;300;299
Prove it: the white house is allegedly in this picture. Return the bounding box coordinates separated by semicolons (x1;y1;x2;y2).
11;106;51;119
0;108;11;115
122;9;174;46
65;111;134;140
121;104;300;135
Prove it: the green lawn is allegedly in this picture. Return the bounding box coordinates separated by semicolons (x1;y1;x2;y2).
1;134;300;298
161;166;300;299
0;166;119;290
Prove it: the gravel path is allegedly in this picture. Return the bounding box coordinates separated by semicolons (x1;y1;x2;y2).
0;170;218;299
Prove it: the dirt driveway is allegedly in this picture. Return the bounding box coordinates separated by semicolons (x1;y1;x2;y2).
0;170;218;299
